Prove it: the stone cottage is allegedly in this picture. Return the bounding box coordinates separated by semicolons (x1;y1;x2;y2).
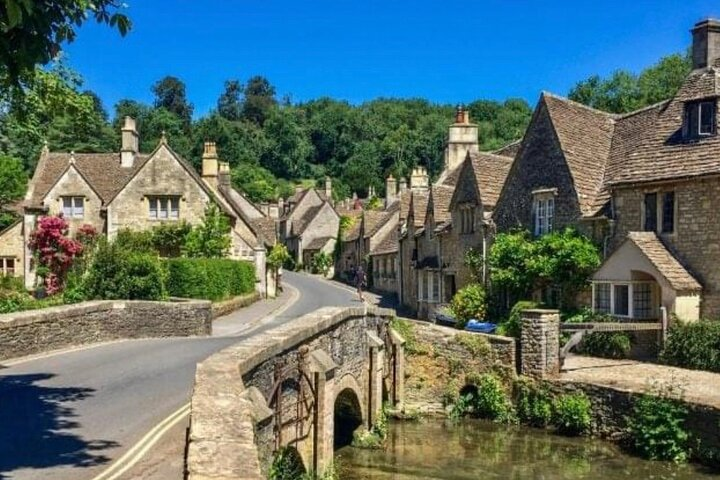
0;118;272;296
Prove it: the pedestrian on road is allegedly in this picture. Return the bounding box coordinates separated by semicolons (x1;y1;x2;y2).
354;265;366;302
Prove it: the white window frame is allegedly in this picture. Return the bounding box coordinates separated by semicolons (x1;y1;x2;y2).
61;196;85;219
148;196;180;220
532;191;556;236
0;257;16;276
591;280;659;319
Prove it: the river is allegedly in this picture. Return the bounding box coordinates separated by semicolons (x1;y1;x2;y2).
336;419;717;479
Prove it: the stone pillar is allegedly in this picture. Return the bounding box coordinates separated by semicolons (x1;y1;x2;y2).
389;328;406;407
254;247;267;298
306;349;337;476
366;331;385;428
520;309;560;379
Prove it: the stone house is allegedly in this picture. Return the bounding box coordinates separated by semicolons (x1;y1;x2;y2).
335;208;363;281
398;190;429;312
2;118;272;296
279;180;339;268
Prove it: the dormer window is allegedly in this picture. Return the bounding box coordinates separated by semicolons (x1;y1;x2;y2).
685;100;716;138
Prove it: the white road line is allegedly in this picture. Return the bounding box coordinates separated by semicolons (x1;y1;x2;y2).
91;403;190;480
216;283;300;337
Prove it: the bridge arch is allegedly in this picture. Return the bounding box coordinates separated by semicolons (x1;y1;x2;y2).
334;386;363;448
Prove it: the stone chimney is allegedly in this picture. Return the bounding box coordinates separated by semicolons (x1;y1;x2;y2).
385;174;397;206
218;161;231;188
121;116;139;168
410;167;429;191
399;178;408;194
277;197;285;214
445;105;479;171
692;19;720;69
324;177;332;200
202;142;219;187
268;204;280;219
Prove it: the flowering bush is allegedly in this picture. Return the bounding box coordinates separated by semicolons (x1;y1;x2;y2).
28;215;90;295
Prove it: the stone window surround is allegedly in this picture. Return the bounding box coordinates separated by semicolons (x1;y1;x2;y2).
640;188;677;237
531;188;557;236
684;99;716;138
458;203;475;235
591;280;659;320
147;195;181;220
60;195;85;219
0;257;16;276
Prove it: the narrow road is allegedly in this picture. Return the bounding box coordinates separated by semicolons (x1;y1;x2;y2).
0;273;361;480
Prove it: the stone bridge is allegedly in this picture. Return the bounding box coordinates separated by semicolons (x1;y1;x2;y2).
186;305;405;479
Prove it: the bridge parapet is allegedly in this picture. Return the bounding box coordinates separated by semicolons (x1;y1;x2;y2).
187;305;402;479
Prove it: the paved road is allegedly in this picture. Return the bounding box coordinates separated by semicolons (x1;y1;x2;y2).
0;272;360;480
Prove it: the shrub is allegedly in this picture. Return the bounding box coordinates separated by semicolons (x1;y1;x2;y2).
552;392;592;436
563;308;632;359
182;204;232;258
627;384;688;462
497;300;539;338
660;320;720;372
310;251;332;276
474;374;514;422
450;283;487;328
166;258;255;301
514;377;553;428
27;215;87;294
84;239;167;301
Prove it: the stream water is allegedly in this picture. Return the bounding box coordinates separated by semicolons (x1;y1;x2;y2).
336;419;718;479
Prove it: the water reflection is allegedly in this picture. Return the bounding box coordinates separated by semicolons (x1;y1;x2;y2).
336;419;716;479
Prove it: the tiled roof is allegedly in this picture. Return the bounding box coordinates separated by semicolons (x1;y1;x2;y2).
362;210;388;239
542;93;616;217
27;151;150;207
371;228;398;255
608;66;720;186
430;185;454;224
626;232;702;291
469;152;514;210
294;205;322;235
338;209;363;242
305;236;334;251
493;140;522;159
410;191;429;227
437;162;463;187
251;217;277;246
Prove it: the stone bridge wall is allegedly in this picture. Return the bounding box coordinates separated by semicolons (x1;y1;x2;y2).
0;299;212;361
187;305;399;480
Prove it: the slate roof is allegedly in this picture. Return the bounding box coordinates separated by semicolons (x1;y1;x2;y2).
26;151;150;207
410;192;429;228
371;228;398;255
294;205;322;235
251;217;277;246
493;140;522;159
468;152;515;210
625;232;702;292
362;210;389;239
305;236;334;251
430;185;454;225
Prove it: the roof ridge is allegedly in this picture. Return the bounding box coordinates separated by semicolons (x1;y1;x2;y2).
541;91;620;120
615;99;671;119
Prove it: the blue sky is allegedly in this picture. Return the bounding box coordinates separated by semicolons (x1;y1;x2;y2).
64;0;720;118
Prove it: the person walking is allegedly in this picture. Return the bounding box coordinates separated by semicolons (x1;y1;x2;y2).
354;264;366;302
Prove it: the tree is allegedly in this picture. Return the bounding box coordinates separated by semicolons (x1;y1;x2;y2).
231;163;279;203
0;0;131;85
242;76;276;126
261;107;313;178
0;154;26;229
183;204;232;258
217;79;243;121
152;76;193;127
27;215;87;294
266;243;290;290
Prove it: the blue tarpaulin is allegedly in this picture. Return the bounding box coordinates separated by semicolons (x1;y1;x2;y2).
464;320;497;334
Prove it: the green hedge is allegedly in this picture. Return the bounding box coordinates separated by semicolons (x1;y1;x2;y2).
165;258;256;301
660;320;720;372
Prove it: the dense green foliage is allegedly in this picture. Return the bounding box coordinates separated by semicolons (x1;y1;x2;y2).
450;283;487;328
0;154;26;229
0;0;130;85
552;392;592;436
182;204;232;258
115;223;193;258
451;374;514;423
165;258;255;301
0;276;64;313
83;238;167;301
489;228;601;310
563;308;633;359
569;53;692;113
514;377;553;428
496;300;540;338
627;385;689;462
660;320;720;373
310;251;332;276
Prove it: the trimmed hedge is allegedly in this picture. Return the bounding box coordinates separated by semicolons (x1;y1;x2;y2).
660;320;720;373
166;258;256;301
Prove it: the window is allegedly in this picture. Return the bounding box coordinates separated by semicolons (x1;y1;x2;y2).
148;196;180;220
594;283;611;313
613;284;629;316
643;191;675;234
533;195;554;236
0;257;15;276
418;272;425;300
426;272;433;302
432;272;440;301
685;100;716;138
61;196;84;219
643;193;657;232
633;283;653;319
460;205;475;234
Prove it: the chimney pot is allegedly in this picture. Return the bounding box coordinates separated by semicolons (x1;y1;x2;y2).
692;18;720;69
202;141;219;180
121;116;139;168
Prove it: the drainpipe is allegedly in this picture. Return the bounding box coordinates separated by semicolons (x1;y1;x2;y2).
603;196;617;259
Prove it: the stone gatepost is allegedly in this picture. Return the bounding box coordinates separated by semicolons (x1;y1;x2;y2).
520;309;560;379
366;331;385;428
306;349;337;475
389;328;406;407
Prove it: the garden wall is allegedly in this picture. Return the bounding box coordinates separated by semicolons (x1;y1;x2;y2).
0;299;212;361
210;292;260;319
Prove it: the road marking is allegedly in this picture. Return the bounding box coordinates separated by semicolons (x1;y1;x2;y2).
216;283;300;337
1;340;133;367
91;402;190;480
89;283;302;479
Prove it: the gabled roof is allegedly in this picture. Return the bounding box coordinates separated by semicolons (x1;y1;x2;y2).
541;92;616;217
338;209;363;242
26;151;150;207
371;228;398;256
616;232;701;291
294;205;322;235
428;185;454;225
493;140;522;159
305;236;334;251
471;151;514;210
362;210;389;239
407;191;429;228
251;217;277;246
